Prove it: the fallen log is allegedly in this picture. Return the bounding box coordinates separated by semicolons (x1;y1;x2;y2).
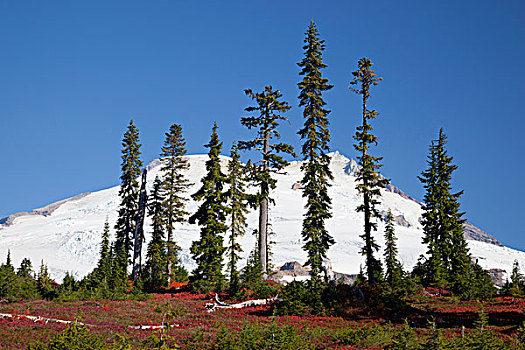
0;313;93;326
205;293;282;312
0;312;179;330
128;323;179;330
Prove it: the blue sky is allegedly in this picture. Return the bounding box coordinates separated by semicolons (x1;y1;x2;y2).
0;1;524;249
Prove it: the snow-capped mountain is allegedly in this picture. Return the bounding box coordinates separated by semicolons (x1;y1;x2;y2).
1;152;523;283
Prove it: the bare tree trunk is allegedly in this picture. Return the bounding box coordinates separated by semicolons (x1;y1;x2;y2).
132;169;148;283
259;193;268;278
260;119;270;279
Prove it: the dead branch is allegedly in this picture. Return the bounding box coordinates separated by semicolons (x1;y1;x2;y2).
204;293;282;312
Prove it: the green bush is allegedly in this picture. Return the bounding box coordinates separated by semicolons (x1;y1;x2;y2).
332;324;393;349
214;320;311;350
29;322;106;350
273;280;311;316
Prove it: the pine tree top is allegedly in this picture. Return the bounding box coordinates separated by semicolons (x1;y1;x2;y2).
120;120;143;184
239;86;296;172
189;122;229;225
350;57;382;101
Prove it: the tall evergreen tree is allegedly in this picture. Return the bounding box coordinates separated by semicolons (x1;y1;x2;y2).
418;128;470;291
189;123;229;292
383;210;403;292
297;21;334;286
239;86;296;277
143;176;168;289
160;123;191;283
226;142;249;293
418;140;446;286
350;58;389;285
114;120;143;274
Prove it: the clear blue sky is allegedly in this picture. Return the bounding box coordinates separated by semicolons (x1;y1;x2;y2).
1;1;524;249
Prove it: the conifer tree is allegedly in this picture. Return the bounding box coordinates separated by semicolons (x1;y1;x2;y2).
350;58;389;285
297;21;335;287
95;218;112;285
509;260;525;297
226;142;249;293
143;176;168;289
418;140;446;286
114;120;143;274
239;86;296;277
37;261;56;299
419;128;470;291
383;210;403;292
109;241;127;291
189;123;229;292
160;123;190;283
241;234;262;290
17;258;33;279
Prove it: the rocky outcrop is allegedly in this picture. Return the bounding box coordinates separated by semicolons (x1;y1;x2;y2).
0;193;91;228
385;183;420;204
277;261;311;276
273;261;357;285
489;268;507;287
380;210;412;228
464;222;503;247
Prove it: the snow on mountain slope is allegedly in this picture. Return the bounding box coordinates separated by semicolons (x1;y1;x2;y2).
0;152;523;282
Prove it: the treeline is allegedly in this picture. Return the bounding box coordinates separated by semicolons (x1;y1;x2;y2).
0;21;517;310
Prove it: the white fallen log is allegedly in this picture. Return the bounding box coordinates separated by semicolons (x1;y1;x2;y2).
128;323;179;330
0;312;178;330
0;312;92;326
205;293;282;312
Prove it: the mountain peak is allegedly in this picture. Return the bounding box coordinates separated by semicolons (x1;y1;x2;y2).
0;152;518;282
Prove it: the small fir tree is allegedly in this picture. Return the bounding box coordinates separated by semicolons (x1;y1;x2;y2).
114;120;143;274
383;210;403;292
466;262;496;300
5;250;13;272
143;176;169;289
350;57;389;285
17;258;34;279
297;21;335;291
95;218;112;285
469;304;505;349
37;261;57;299
189;123;229;292
226;142;249;294
160;123;191;283
389;319;416;350
0;252;17;300
239;86;296;277
241;233;263;291
109;241;127;292
509;260;525;297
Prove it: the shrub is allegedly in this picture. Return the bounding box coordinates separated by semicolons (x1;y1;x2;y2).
29;322;106;350
214;320;311;350
273;280;311;316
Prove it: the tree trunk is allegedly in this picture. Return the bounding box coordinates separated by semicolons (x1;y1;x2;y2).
259;193;268;278
260;119;270;279
132;169;148;283
166;222;172;285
